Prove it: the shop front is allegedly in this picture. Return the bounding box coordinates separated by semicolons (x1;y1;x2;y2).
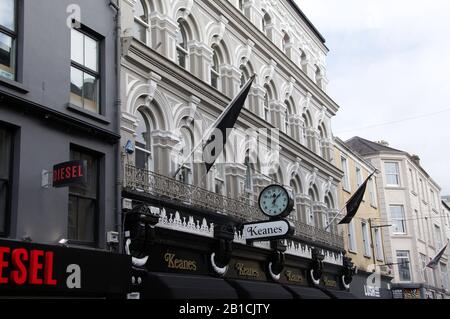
123;193;358;299
349;270;393;299
0;239;131;298
390;283;447;299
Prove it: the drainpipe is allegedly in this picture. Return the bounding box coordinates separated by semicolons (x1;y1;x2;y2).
110;0;123;253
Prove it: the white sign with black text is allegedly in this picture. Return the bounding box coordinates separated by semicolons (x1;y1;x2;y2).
242;219;293;242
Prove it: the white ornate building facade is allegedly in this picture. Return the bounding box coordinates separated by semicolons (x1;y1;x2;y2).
119;0;353;298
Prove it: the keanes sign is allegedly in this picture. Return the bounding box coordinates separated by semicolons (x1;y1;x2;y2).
242;219;294;242
53;160;87;188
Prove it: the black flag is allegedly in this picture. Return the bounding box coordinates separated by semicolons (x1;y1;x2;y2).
339;173;375;225
203;75;255;173
426;241;449;269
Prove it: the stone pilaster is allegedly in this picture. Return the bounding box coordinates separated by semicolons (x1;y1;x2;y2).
220;65;242;98
224;163;247;200
149;13;178;62
287;114;302;142
188;42;213;81
248;84;266;118
268;101;286;131
151;130;180;177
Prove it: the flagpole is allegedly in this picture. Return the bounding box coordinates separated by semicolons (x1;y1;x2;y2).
324;171;376;231
324;205;346;231
172;75;255;179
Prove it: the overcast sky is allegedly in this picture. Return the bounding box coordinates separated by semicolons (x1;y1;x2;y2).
298;0;450;195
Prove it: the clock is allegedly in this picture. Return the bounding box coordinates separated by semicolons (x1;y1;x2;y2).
258;184;294;218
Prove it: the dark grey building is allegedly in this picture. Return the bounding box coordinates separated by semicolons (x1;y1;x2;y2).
0;0;129;297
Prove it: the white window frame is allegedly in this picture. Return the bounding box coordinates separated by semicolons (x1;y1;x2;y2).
374;228;384;261
361;221;371;257
385;162;400;187
348;220;357;253
341;156;350;192
396;250;412;282
369;177;377;207
390;205;407;235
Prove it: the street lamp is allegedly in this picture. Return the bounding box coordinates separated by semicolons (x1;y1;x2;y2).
369;218;392;272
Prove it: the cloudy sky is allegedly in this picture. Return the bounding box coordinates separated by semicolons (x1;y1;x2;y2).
298;0;450;195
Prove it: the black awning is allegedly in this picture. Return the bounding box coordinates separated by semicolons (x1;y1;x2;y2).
226;279;294;299
323;288;357;299
141;272;239;299
283;285;330;299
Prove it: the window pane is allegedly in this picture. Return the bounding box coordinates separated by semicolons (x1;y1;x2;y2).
70;151;98;198
68;195;95;243
84;35;98;72
0;128;11;179
397;251;411;281
70;66;83;107
0;0;15;31
83;73;99;113
135;110;149;149
135;0;147;21
0;32;15;80
71;29;84;65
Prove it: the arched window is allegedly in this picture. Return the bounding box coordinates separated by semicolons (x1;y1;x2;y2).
307;187;318;226
135;108;153;171
318;124;328;159
262;12;272;39
238;0;244;11
299;49;307;73
285;99;295;136
324;195;334;232
282;33;291;58
176;19;188;69
177;126;194;184
315;65;321;84
134;0;149;43
240;64;251;88
211;46;220;89
263;84;273;123
290;176;303;222
243;155;256;205
302;111;314;150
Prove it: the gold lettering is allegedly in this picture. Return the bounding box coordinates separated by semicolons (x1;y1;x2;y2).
285;271;304;283
164;253;197;271
235;263;259;277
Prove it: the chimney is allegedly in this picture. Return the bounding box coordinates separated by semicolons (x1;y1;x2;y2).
377;140;389;147
411;154;421;166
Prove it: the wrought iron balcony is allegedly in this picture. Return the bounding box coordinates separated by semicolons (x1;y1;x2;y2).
123;164;344;251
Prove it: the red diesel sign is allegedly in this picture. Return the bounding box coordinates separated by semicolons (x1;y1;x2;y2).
0;247;57;286
53;160;87;188
0;239;131;296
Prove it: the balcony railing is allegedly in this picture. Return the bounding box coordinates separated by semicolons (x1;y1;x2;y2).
124;164;344;251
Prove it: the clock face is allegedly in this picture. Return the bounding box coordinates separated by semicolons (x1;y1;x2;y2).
258;184;294;218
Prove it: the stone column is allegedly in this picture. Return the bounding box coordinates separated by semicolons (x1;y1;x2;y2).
224;163;247;200
303;51;317;80
305;128;317;153
245;1;264;30
287;114;302;141
314;202;328;230
149;14;178;62
220;65;242;98
151;130;180;177
296;194;310;224
188;42;213;81
268;101;286;131
248;84;266;118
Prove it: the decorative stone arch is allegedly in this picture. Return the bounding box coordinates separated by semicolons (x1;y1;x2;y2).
140;0;166;14
235;40;254;68
125;74;174;132
259;60;277;88
170;0;194;22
